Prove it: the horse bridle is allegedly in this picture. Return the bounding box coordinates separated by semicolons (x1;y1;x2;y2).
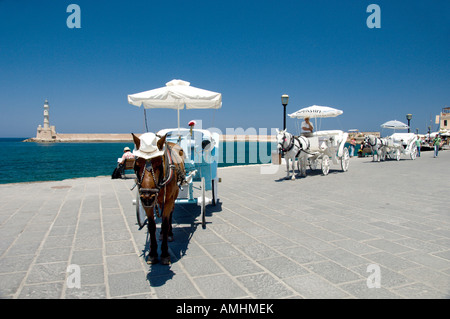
134;144;176;209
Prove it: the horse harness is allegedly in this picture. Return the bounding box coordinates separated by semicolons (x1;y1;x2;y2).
367;136;385;148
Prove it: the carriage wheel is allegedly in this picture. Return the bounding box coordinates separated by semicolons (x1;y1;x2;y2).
341;148;350;172
211;178;218;206
321;156;330;176
201;177;206;229
136;191;147;229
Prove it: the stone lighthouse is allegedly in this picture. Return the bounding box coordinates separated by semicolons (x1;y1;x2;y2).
36;99;56;141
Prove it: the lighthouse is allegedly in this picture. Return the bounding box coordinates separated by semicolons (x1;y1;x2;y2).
36;99;56;141
43;99;50;129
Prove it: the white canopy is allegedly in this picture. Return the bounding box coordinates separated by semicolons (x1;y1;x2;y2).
288;105;343;119
380;120;409;130
439;129;450;137
127;79;222;110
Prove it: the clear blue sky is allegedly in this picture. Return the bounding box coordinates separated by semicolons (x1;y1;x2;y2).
0;0;449;137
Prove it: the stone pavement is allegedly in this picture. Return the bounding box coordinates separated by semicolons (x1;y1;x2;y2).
0;149;449;299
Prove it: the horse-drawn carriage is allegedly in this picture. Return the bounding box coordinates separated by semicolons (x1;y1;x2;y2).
277;105;350;179
127;79;221;265
365;122;418;162
383;133;418;161
303;130;350;175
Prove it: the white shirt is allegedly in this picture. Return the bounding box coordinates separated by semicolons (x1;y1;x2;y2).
301;120;314;133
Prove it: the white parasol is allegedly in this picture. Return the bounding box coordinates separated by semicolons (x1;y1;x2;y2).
288;105;343;119
128;79;222;130
380;120;409;130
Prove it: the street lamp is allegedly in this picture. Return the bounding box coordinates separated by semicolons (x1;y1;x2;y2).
406;114;412;133
281;94;289;130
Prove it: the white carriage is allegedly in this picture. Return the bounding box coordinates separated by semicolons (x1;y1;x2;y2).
289;105;350;176
303;130;350;175
379;120;418;161
158;127;220;227
382;133;418;161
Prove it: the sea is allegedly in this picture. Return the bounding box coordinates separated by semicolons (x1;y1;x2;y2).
0;138;279;184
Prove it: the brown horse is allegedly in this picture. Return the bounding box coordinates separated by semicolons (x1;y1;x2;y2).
132;133;185;265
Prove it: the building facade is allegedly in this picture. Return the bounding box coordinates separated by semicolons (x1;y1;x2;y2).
440;107;450;131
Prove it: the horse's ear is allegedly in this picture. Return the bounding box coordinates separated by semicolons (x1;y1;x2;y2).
157;133;167;151
131;133;140;150
276;128;279;134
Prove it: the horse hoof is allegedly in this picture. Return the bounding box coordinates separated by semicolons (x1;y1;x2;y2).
160;256;171;265
147;256;159;265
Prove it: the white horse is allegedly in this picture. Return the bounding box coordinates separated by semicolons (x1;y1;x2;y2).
276;129;310;180
364;135;387;162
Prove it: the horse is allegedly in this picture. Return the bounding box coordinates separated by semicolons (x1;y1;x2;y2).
276;129;310;180
132;132;186;265
364;135;387;162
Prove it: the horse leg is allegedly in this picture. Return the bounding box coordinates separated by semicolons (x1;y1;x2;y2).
285;157;290;179
168;211;174;242
146;208;158;264
160;202;175;265
291;157;296;180
300;157;307;177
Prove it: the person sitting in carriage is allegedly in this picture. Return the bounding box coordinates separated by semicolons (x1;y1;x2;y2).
301;117;314;137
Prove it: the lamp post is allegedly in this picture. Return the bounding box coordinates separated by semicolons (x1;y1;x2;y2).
406;114;412;133
281;94;289;130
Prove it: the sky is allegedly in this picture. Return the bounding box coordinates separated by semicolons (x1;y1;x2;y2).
0;0;449;137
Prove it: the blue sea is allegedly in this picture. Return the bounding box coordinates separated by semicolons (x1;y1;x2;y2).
0;138;277;184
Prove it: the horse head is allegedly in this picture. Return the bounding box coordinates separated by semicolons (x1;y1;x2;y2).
132;133;167;208
364;135;377;147
276;129;290;152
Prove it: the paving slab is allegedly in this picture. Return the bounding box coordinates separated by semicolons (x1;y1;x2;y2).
0;150;449;299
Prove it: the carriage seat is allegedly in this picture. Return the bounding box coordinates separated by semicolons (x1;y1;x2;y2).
307;130;344;152
390;133;416;146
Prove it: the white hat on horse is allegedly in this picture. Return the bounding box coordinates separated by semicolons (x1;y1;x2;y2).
132;133;165;160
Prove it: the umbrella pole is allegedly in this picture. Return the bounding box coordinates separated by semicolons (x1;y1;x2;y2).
177;107;180;136
143;108;149;132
